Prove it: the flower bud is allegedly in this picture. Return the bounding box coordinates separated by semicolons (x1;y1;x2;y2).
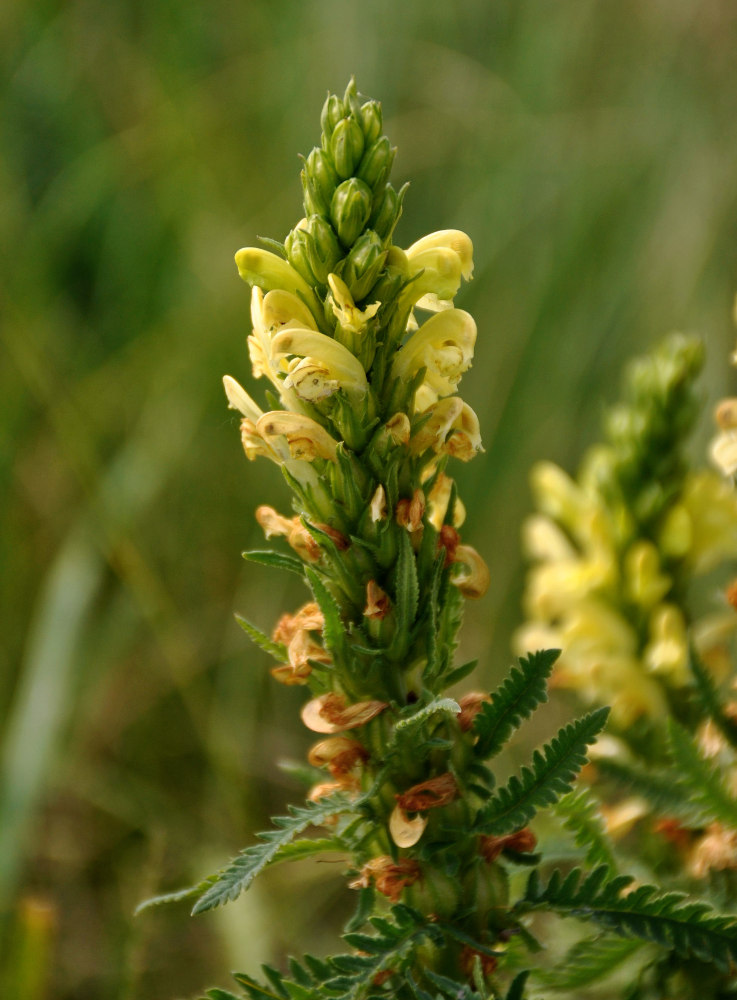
285;216;342;286
301;148;338;216
369;183;403;242
360;100;383;145
357;136;395;190
284;225;319;286
330;178;372;248
320;93;344;140
331;117;365;179
341;229;387;302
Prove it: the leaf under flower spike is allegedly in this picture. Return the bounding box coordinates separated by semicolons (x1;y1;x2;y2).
473;649;560;761
192;793;354;914
520;865;737;971
475;707;609;835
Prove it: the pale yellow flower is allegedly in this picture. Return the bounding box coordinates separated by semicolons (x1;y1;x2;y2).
271;328;369;400
392;309;476;397
235;246;321;316
256;411;339;462
327;274;380;334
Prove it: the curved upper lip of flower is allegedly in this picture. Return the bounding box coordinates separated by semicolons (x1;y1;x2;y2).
392;309;476;396
271;328;369;393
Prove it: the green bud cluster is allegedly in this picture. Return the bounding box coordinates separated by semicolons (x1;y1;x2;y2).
292;79;403;310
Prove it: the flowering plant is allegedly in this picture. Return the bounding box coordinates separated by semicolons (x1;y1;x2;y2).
141;82;737;1000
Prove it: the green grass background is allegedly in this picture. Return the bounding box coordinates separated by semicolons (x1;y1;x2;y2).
2;1;737;997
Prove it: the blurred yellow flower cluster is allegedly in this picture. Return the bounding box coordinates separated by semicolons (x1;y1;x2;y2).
516;335;737;727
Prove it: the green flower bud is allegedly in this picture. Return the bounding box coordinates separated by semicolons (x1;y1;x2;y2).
320;93;343;140
331;117;365;180
301;147;338;216
360;100;383;146
341;229;387;302
330;177;372;248
369;183;403;242
342;77;363;121
300;215;342;285
357;136;395;191
284;226;319;286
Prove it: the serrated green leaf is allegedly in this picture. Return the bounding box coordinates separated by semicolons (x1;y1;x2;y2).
231;971;286;1000
594;756;698;823
473;649;559;760
554;788;617;871
135;875;218;915
668;719;737;829
533;934;644;990
521;864;737;971
476;707;609;835
305;566;346;656
191;794;353;914
242;550;306;576
235;615;288;662
394;529;419;638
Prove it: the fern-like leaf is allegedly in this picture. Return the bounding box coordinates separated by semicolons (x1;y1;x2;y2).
554;788;617;871
476;707;609;835
473;649;559;760
521;865;737;971
192;793;353;914
594;756;699;824
533;934;645;989
231;905;443;1000
668;719;737;829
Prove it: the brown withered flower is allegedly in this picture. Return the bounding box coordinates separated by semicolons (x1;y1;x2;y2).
480;828;537;864
395;772;458;812
301;693;388;734
364;580;391;619
349;856;421;903
460;946;498;980
270;602;330;685
308;736;369;779
395;489;426;533
437;524;461;567
458;691;491;732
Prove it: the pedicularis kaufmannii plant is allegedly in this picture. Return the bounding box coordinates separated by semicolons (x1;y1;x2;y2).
141;83;737;999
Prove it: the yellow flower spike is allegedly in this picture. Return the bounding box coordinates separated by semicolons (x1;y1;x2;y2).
270;328;369;397
235;247;321;316
392;309;476;397
644;604;689;684
261;288;320;332
406;229;474;281
452;544;490;599
256;411;339;462
389;804;427;848
410;397;464;455
327;273;380;334
222;375;264;423
624;540;672;610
